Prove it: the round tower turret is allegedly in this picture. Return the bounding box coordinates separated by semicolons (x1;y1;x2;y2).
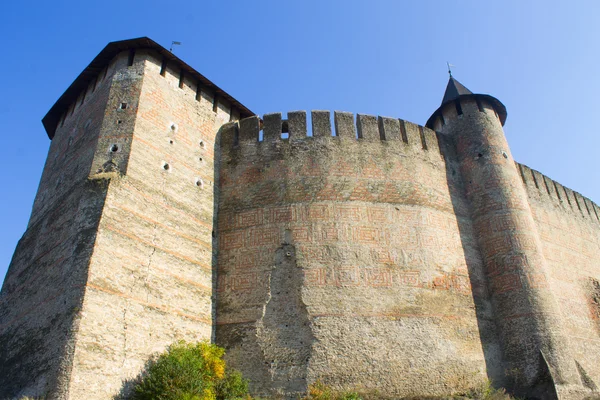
428;77;580;398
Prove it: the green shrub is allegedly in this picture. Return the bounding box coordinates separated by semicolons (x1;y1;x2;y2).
130;340;249;400
216;370;250;400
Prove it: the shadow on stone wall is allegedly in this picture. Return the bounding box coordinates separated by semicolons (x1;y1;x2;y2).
440;135;507;391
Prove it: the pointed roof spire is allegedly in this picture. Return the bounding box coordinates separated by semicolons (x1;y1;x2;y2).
426;75;507;129
441;77;473;105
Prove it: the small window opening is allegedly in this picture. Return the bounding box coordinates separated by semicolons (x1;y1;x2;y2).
163;162;170;171
281;132;290;139
110;144;119;152
213;97;219;113
195;84;202;101
441;114;446;126
170;124;177;131
120;102;128;110
178;71;185;89
169;140;174;145
199;140;205;148
127;49;135;67
80;91;86;106
199;157;203;162
454;99;463;116
195;178;203;187
160;58;168;76
476;98;484;112
117;120;122;124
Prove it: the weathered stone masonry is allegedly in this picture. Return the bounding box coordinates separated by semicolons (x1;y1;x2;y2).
0;37;599;399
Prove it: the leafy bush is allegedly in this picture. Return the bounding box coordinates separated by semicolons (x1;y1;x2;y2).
130;340;249;400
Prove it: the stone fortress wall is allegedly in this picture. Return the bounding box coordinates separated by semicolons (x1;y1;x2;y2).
0;37;599;399
215;111;497;398
520;163;600;384
215;106;600;398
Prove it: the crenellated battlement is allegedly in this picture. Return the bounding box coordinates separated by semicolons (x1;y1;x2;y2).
518;162;600;223
220;111;444;154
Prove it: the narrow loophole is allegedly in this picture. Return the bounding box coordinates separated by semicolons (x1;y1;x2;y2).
195;178;203;187
476;98;485;112
110;144;119;153
178;71;185;89
163;163;170;171
127;49;135;67
160;58;167;76
454;99;463;116
199;140;205;148
120;102;128;110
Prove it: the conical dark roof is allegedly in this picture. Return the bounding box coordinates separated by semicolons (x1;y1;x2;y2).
426;76;507;128
441;77;473;105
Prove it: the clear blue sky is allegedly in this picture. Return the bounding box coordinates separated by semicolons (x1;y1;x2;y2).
1;1;599;286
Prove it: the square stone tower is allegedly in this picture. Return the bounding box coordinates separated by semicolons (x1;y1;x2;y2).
0;37;252;399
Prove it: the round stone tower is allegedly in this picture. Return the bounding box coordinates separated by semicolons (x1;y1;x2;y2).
426;77;580;398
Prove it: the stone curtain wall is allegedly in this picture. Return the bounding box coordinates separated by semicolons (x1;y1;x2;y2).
519;163;600;390
215;111;499;398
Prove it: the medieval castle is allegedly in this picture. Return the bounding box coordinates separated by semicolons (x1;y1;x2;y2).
0;37;599;400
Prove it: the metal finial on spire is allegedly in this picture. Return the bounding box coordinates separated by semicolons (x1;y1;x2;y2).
170;41;182;53
447;62;455;77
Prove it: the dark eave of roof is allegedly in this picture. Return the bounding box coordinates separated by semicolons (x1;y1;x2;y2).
42;37;255;139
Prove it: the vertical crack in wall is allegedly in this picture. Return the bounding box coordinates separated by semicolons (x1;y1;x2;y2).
256;241;315;399
121;179;160;368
